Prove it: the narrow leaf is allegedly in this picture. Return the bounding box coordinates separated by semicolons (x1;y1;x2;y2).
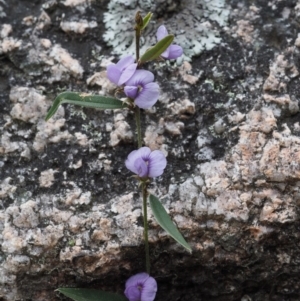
57;288;127;301
45;92;126;121
141;12;153;30
149;194;192;253
139;35;174;64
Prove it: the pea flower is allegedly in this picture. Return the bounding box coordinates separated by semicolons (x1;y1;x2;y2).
156;25;183;59
107;55;137;86
124;273;157;301
125;147;167;178
124;70;159;109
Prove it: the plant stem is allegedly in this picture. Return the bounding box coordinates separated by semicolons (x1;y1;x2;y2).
135;29;140;62
135;106;142;148
142;182;150;274
134;11;150;274
135;103;149;273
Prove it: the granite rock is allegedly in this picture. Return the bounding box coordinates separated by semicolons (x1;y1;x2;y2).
1;0;300;300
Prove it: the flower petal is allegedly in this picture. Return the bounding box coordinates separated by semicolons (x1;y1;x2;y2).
118;63;137;85
134;157;148;177
125;148;151;175
138;147;152;160
125;70;154;86
148;150;167;177
116;55;135;70
124;286;141;301
125;273;150;289
134;83;159;109
160;47;170;59
124;86;139;99
166;44;183;59
141;277;157;301
125;150;140;174
156;25;168;41
106;65;121;85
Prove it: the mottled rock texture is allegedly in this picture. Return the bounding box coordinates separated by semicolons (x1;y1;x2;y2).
1;0;300;301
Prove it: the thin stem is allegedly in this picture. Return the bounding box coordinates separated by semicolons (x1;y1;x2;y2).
135;106;142;148
142;182;150;274
134;11;142;62
135;29;140;62
134;11;149;274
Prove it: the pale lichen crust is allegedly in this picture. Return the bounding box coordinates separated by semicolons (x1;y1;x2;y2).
103;0;230;61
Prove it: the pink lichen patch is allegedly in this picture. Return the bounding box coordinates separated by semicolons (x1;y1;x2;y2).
164;121;184;136
214;190;249;222
49;44;84;78
7;200;39;229
0;37;21;54
260;131;300;182
143;120;166;151
34;117;73;152
258;189;296;223
110;113;133;147
179;61;199;84
263;51;299;92
197;102;299;224
9;87;48;124
0;24;12;38
167;98;196;118
235;20;254;43
39;169;58;188
75;132;89;146
239;108;277;134
2;225;27;253
65;187;91;206
200;160;231;197
263;94;291;105
2;222;64;253
91;229;111;242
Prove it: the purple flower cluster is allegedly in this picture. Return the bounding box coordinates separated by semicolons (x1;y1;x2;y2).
117;26;179;301
106;25;182;110
107;55;159;109
125;273;157;301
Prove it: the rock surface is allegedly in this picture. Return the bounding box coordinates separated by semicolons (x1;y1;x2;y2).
1;0;300;300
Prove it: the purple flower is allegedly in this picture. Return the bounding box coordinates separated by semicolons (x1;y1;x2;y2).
107;55;137;86
124;70;159;109
156;25;183;60
125;147;167;178
124;273;157;301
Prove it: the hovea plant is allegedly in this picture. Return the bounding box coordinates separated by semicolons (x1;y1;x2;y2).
46;11;191;301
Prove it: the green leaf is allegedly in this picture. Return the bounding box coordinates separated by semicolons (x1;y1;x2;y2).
139;35;174;64
141;12;153;30
57;288;128;301
149;194;192;253
45;92;126;121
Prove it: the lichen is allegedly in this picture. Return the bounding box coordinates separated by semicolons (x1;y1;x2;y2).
103;0;230;61
0;0;6;18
